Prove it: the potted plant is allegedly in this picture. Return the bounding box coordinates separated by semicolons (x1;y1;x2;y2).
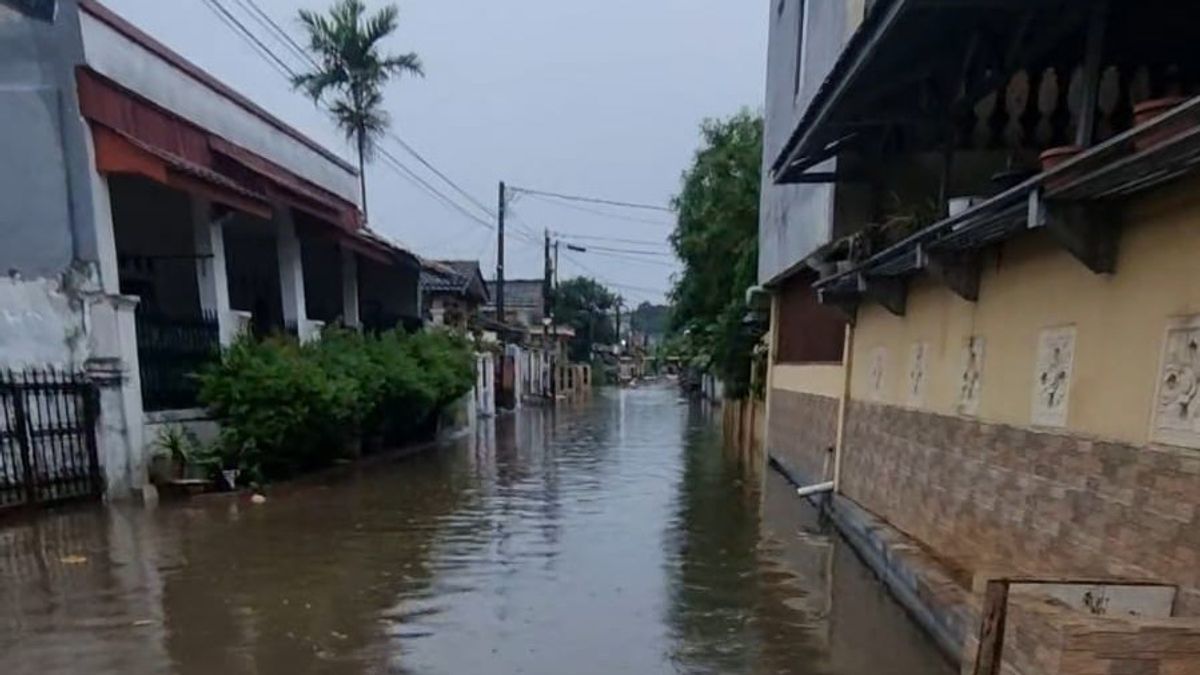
1133;96;1189;150
1039;145;1082;172
152;424;194;483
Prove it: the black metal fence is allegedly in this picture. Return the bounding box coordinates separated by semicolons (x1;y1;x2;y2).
0;370;102;511
135;310;220;411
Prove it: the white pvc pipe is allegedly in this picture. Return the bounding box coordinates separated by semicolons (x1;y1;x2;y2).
795;481;835;498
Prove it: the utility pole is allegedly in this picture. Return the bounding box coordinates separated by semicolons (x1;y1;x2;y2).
496;181;506;327
615;297;623;352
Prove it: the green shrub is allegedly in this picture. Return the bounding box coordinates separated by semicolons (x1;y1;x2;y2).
197;328;475;481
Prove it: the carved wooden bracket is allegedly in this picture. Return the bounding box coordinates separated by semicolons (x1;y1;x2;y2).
1028;190;1121;274
917;244;981;302
857;274;907;316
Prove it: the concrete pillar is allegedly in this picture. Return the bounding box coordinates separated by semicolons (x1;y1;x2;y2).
274;209;311;340
191;198;235;345
86;294;148;500
81;125;121;296
340;246;360;329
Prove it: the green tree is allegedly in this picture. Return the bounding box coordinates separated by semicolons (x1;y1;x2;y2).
553;277;617;362
293;0;423;219
630;302;670;338
669;110;762;397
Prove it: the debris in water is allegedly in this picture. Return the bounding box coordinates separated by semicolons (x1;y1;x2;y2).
60;555;88;565
250;494;267;504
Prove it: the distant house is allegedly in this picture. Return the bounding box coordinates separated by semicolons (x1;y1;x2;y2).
482;279;546;328
420;260;489;330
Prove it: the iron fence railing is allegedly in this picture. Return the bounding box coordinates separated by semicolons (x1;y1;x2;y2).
0;369;102;511
135;310;220;411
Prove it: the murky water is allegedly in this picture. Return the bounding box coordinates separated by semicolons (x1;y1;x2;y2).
0;385;952;674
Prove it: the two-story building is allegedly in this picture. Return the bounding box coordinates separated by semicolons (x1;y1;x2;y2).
0;0;420;508
761;0;1200;671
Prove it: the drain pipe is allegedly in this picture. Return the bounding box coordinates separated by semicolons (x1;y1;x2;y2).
796;481;834;498
832;322;855;492
794;324;854;500
796;321;854;499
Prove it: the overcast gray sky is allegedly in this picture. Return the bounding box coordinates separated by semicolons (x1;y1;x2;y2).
104;0;767;304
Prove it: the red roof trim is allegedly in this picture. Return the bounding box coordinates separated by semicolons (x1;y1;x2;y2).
77;0;357;176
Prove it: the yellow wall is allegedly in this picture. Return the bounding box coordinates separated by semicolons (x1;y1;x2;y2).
772;364;844;399
850;175;1200;446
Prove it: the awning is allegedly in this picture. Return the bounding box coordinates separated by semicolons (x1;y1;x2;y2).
91;125;272;219
77;67;360;229
210;137;360;232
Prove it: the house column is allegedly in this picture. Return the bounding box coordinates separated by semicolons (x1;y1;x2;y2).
191;198;235;346
274;209;312;341
341;246;360;329
79;125;150;499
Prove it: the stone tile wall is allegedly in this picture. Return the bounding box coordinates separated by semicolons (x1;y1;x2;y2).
767;389;838;483
840;400;1200;617
996;591;1200;675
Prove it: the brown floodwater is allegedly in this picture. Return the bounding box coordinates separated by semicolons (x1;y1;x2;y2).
0;384;952;674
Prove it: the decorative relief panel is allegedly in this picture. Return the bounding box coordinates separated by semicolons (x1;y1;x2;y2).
1152;316;1200;448
1032;326;1076;428
907;342;928;407
957;336;985;417
867;347;887;402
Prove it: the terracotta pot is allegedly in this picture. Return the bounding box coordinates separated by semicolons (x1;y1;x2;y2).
1133;97;1188;150
1039;145;1082;172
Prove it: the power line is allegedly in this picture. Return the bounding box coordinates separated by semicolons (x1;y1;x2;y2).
386;132;495;220
522;192;675;226
196;0;513;246
199;0;297;78
562;243;675;257
234;0;316;67
510;186;674;213
560;252;669;298
576;249;678;268
553;232;672;247
376;148;509;236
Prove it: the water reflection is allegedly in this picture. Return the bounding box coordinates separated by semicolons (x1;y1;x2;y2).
0;385;950;675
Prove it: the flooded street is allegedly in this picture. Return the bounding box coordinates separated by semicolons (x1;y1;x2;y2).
0;385;951;675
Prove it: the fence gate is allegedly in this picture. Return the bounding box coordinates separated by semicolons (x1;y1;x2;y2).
0;370;102;511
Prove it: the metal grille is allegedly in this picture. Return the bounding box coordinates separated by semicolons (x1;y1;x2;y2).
136;310;220;411
0;370;102;511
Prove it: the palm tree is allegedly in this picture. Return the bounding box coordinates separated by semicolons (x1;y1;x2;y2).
293;0;423;221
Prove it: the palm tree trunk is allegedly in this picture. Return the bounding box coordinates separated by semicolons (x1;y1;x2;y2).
357;129;369;222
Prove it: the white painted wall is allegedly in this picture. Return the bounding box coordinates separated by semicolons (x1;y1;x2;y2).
0;275;87;368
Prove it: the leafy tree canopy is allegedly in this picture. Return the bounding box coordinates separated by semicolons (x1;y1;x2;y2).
668;110;763;397
553;277;617;362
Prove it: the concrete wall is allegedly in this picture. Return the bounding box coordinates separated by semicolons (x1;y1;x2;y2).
768;388;838;483
0;0;105;279
837;175;1200;617
849;174;1200;446
758;0;866;284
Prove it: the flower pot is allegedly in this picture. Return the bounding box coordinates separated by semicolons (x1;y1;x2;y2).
1133;97;1188;150
1039;145;1082;173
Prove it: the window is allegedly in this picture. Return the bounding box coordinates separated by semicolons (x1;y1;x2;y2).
793;0;807;98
